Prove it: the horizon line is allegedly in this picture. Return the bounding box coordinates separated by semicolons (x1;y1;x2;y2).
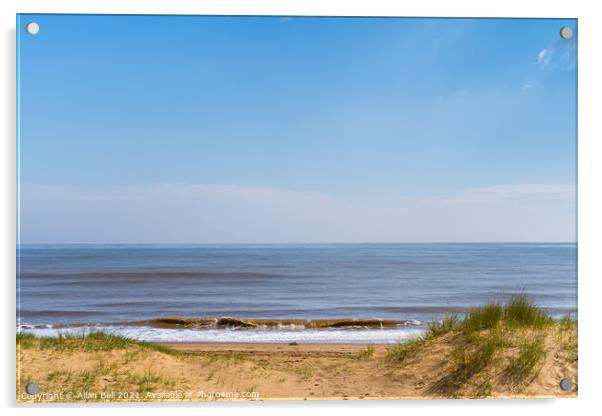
17;241;577;245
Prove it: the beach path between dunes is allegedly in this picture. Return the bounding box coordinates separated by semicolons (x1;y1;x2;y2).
17;331;577;401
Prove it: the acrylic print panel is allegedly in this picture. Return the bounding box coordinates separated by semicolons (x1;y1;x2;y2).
16;14;577;402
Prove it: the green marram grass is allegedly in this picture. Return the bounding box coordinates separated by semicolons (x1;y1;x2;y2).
386;295;574;397
17;331;178;355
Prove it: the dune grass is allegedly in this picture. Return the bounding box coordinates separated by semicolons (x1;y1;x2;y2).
426;314;460;337
503;336;546;389
17;332;187;401
386;314;461;364
457;296;553;334
430;330;505;396
503;296;554;329
557;314;578;362
387;295;574;397
559;314;577;331
17;332;178;355
461;303;504;332
386;336;429;364
356;345;375;360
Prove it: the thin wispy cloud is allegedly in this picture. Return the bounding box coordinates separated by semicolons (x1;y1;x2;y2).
536;34;576;71
525;32;576;89
537;47;554;67
558;42;577;71
19;182;576;244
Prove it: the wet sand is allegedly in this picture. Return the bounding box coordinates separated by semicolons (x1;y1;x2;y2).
160;342;371;353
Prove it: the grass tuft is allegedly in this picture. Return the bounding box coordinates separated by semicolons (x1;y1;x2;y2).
462;303;503;333
386;337;426;364
426;314;459;338
128;369;163;394
503;336;546;389
429;330;504;397
16;333;36;349
557;314;578;363
503;296;553;329
558;314;577;331
394;298;568;397
356;345;375;360
16;332;180;355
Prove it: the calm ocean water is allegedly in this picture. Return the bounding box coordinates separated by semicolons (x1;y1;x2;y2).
17;243;577;343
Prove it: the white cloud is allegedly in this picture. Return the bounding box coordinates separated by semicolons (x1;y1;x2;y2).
537;47;554;66
18;182;576;243
536;42;576;71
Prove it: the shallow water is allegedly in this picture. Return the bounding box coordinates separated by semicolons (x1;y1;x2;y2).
18;325;425;344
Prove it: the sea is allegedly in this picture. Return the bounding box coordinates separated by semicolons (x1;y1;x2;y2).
17;243;577;343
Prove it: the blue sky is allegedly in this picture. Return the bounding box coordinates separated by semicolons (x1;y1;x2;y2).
18;15;577;243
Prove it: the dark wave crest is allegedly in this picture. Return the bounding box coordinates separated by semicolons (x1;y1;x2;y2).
124;317;415;330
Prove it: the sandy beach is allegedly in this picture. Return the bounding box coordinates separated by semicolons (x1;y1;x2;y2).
17;302;578;402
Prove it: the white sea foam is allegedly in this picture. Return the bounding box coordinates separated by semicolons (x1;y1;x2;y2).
17;325;424;344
